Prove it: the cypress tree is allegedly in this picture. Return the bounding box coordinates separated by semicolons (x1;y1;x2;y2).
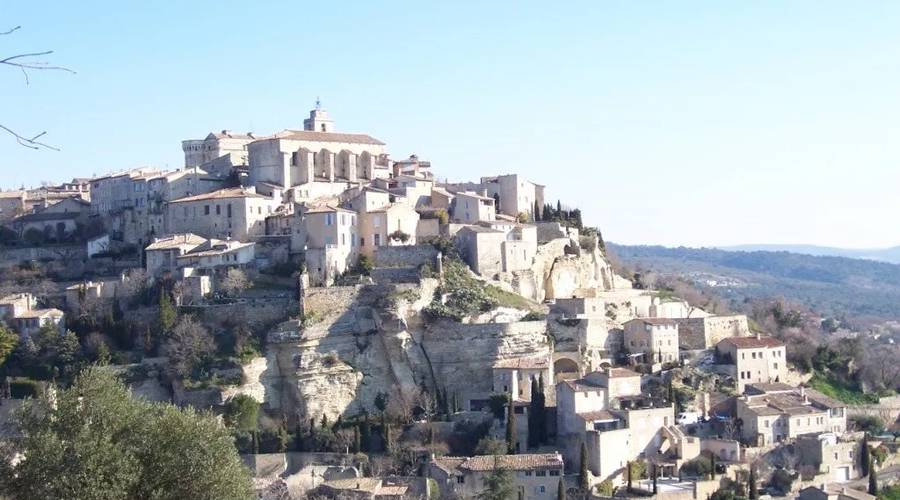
352;424;361;453
252;430;259;454
710;454;716;479
528;376;539;448
862;434;870;476
558;474;566;500
627;460;633;492
320;414;328;429
868;463;878;496
556;200;562;217
652;464;658;494
749;466;758;500
360;414;371;452
505;397;517;454
579;442;590;491
382;422;392;452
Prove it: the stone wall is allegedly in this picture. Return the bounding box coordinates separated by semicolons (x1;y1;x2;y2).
0;244;86;268
675;315;750;350
300;284;361;319
182;297;296;332
533;222;579;244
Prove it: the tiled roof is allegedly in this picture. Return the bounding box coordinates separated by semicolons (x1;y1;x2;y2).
804;388;845;409
13;212;80;223
0;191;25;198
305;204;355;214
459;453;563;472
167;188;267;203
16;308;64;319
578;410;618;422
275;129;385;145
492;356;550;370
627;318;678;326
145;233;207;251
718;335;784;349
607;367;641;378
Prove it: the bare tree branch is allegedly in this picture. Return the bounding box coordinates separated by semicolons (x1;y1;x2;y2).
0;124;60;151
1;25;75;150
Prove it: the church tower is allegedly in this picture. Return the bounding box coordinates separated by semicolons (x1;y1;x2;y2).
303;99;335;132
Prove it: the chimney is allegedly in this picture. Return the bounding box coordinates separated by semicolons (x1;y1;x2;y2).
755;332;761;340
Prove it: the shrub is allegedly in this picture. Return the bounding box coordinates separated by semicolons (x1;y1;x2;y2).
388;230;410;243
223;394;259;432
597;480;614;496
681;455;713;478
768;469;794;494
850;415;885;435
10;379;43;398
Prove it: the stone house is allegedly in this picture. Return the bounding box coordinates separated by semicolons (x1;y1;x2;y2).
89;167;163;216
452;191;496;223
175;239;255;271
315;477;416;499
0;293;37;323
455;225;506;276
674;315;750;349
12;308;65;337
0;191;26;221
492;356;554;403
555;367;675;484
797;432;862;483
480;174;545;220
144;233;209;276
715;334;787;393
166;187;280;240
623;318;680;363
357;203;419;258
297;205;358;285
735;383;847;446
798;485;875;500
428;453;564;500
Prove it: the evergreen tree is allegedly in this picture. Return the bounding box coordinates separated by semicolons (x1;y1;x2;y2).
579;442;590;491
652;463;658;494
868;463;878;496
528;376;539;448
505;397;517;454
627;460;633;492
352;424;361;453
533;200;541;222
360;414;371;452
597;230;606;253
382;422;392;452
158;290;176;334
749;466;758;500
710;454;717;479
556;200;562;216
862;434;870;476
320;414;328;429
252;430;259;454
558;475;566;500
478;457;515;500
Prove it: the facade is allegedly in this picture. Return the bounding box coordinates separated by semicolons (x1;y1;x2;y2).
797;432;862;483
716;334;787;393
145;233;209;276
166;188;280;240
492;356;554;403
89;167;163;216
798;485;875;500
555;367;674;484
182;130;259;168
736;383;847;446
0;191;27;221
12;308;65;337
0;293;37;322
357;203;419;257
623;318;680;363
428;454;564;500
145;233;254;276
452;191;496;223
298;205;359;285
480;174;545;220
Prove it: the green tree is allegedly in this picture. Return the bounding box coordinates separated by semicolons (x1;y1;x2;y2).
382;422;392;452
869;463;878;496
352;424;361;453
478;457;515;500
158;290;177;334
749;466;758;500
652;463;658;494
475;437;508;456
0;325;18;369
580;442;590;491
505;397;517;454
862;434;871;476
557;475;565;500
223;394;259;432
0;367;252;499
528;376;539;448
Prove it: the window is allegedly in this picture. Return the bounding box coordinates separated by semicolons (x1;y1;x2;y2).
204;205;210;215
360;237;365;246
456;476;464;484
374;234;381;246
524;471;532;477
341;234;346;245
549;470;560;477
216;205;221;215
326;213;333;226
536;471;546;477
539;486;545;493
227;204;232;218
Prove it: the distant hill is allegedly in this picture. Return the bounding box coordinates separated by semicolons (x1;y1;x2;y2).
608;243;900;320
717;244;900;264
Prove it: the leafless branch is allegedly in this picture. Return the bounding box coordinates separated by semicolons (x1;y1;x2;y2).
0;26;21;36
0;124;60;151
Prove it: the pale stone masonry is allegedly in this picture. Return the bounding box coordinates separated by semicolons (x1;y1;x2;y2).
623;317;680;363
165;187;280;240
428;453;564;500
735;383;847;446
716;334;787;393
492;356;553;403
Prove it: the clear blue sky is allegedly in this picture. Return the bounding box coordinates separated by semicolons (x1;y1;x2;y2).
4;1;900;248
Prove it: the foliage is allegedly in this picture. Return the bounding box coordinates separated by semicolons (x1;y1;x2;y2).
768;469;794;494
388;229;411;243
580;441;590;490
878;484;900;500
224;395;259;432
810;373;879;405
477;458;515;500
158;290;177;334
870;463;878;496
851;415;886;435
434;208;449;225
164;316;214;379
0;367;252;499
488;393;509;420
0;324;18;368
597;479;614;496
424;259;499;321
9;378;43;398
353;255;374;276
871;445;889;466
474;437;508;456
629;459;648;480
220;268;251;297
681;455;713;478
516;212;528;223
505;397;516;454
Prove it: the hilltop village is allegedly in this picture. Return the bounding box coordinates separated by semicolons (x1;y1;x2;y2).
0;105;895;500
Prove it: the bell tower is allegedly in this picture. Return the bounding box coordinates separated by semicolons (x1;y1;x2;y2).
303;98;335;132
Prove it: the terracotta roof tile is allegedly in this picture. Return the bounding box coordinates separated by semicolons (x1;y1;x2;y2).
718;336;784;349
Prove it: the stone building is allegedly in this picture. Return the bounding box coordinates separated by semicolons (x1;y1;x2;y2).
145;233;210;276
452;191;496;223
492;356;553;403
0;293;37;323
89;167;163;216
145;233;255;276
428;453;564;500
165;187;280;240
480;174;545;220
735;383;847;446
715;334;787;393
798;485;875;500
0;191;26;221
555;367;675;484
357;203;419;257
797;432;862;483
182;130;259;168
623;318;680;363
674;315;750;349
11;308;65;337
297;205;359;285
